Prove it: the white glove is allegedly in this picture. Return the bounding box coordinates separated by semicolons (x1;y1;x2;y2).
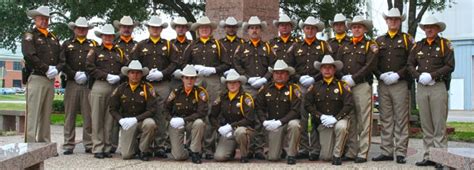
119;118;128;129
173;69;182;79
379;72;390;82
127;117;138;128
386;72;400;85
299;75;310;84
263;119;273;128
225;131;233;138
266;120;282;131
170;117;185;129
198;67;216;76
218;124;233;136
248;77;261;84
342;75;355;87
146;68;164;81
106;74;120;84
251;77;267;88
427;79;436;86
193;65;205;72
300;75;315;87
74;71;87;84
223;69;237;77
323;115;337;127
320;114;329;123
419;72;432;85
46;66;58;79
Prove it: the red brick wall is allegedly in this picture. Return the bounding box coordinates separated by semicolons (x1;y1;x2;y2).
1;60;22;88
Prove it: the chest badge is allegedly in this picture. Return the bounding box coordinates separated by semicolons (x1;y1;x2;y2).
334;89;339;94
139;91;145;96
273;45;279;49
417;51;424;55
98;54;104;58
361;45;365;49
284;91;290;96
436;47;440;51
212;44;217;48
236;103;241;107
297;49;303;53
162;46;167;51
68;44;74;48
398;40;402;43
265;92;271;97
263;46;267;51
243;49;250;54
316;45;321;50
142;48;148;52
121;95;127;99
89;43;94;47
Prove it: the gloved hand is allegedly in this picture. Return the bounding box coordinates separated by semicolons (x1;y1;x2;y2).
386;72;400;85
46;65;58;79
300;75;315;87
225;131;233;138
248;77;261;84
126;117;138;129
320;114;329;123
268;120;282;131
342;75;355;87
173;69;182;79
193;65;205;72
74;71;87;84
263;119;274;129
170;117;185;129
419;72;432;85
146;68;164;81
251;77;267;88
119;118;128;130
218;124;233;136
198;67;216;76
106;74;120;84
322;115;337;127
223;69;237;77
379;72;392;82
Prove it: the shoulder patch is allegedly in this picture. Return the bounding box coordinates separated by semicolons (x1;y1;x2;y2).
370;42;379;53
307;85;314;92
342;82;351;92
167;91;176;102
198;87;208;102
292;84;302;98
244;93;254;107
446;39;453;50
112;87;119;96
87;49;94;58
213;96;221;105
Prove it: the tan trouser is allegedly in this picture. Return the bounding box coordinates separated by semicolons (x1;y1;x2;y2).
26;75;54;142
318;118;349;161
169;119;206;160
378;81;410;157
90;81;115;153
266;119;301;161
151;81;172;151
298;84;320;156
344;82;372;159
120;118;157;159
214;127;254;161
63;80;92;150
198;75;221;155
416;82;448;160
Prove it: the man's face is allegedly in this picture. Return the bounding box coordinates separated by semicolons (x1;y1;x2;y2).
321;65;336;78
423;25;440;39
247;25;262;40
226;81;240;93
272;70;289;84
74;27;88;38
182;76;196;89
351;24;366;37
101;34;115;45
278;22;293;36
224;25;238;36
175;25;188;36
303;25;317;38
128;70;143;83
198;25;212;38
119;25;134;37
34;16;49;29
386;17;401;31
148;26;162;38
333;22;346;34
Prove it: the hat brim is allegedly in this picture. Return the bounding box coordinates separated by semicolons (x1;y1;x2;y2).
94;30;115;38
419;22;446;32
121;67;149;76
190;22;218;31
27;10;49;18
268;66;295;75
298;20;325;31
220;76;247;84
113;20;140;29
242;21;267;30
171;22;192;29
347;20;373;31
219;20;243;28
313;60;343;71
273;20;297;28
68;22;94;30
145;22;169;28
383;14;406;21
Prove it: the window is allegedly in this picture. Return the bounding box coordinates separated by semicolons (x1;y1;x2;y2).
0;61;4;68
12;80;21;87
13;62;22;71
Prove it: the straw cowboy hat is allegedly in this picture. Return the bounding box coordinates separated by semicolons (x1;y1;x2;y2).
94;24;116;38
347;15;373;30
219;16;242;28
190;16;217;31
314;55;343;71
329;13;349;26
418;15;446;32
68;17;94;30
176;65;198;78
27;6;50;18
383;8;406;21
121;60;149;76
144;15;168;28
242;16;267;30
268;60;295;75
113;16;139;28
220;69;247;84
273;14;297;27
171;17;192;29
299;16;325;31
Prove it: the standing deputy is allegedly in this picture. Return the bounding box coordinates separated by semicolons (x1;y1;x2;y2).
219;17;244;60
270;14;299;65
327;14;351;56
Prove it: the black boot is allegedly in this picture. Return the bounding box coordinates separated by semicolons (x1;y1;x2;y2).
240;156;249;163
372;154;394;161
415;159;436;166
204;153;214;160
94;153;105;159
140;152;152;161
296;151;309;159
254;152;266;160
332;156;342;165
287;156;296;165
191;152;202;164
354;157;367;163
63;149;73;155
396;156;406;164
308;154;319;161
154;149;168;158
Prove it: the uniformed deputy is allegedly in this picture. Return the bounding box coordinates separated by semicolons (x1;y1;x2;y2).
130;15;178;157
86;24;128;159
335;16;378;163
165;65;208;164
182;16;230;159
211;70;256;163
256;60;302;165
219;17;244;60
109;60;157;161
287;16;329;161
305;55;353;165
408;15;455;169
372;8;413;164
270;14;299;65
22;6;61;143
327;14;351;57
59;17;95;154
170;17;193;68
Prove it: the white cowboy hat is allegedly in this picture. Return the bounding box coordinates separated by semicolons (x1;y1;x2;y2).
220;69;247;84
273;14;297;27
68;17;94;30
121;60;149;76
268;60;295;75
171;17;192;29
299;16;325;31
347;15;373;30
144;15;168;28
419;15;446;32
329;13;349;26
113;16;139;28
242;16;267;30
314;55;343;71
176;65;198;78
94;24;116;38
190;16;217;31
383;8;406;21
219;16;242;28
27;6;50;18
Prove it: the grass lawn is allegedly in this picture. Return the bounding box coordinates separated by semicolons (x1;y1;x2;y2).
0;103;25;111
51;114;83;127
447;122;474;143
0;94;64;101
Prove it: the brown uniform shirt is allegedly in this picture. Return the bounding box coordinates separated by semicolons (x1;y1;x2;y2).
256;83;302;124
115;38;136;60
269;36;300;65
233;40;276;79
220;36;244;59
164;86;209;122
22;28;61;76
210;89;256;128
109;82;156;121
86;45;128;81
304;79;353;120
170;39;192;69
375;32;414;80
407;36;455;82
327;34;351;56
287;39;331;80
334;38;378;84
182;37;230;73
59;38;97;79
130;38;179;80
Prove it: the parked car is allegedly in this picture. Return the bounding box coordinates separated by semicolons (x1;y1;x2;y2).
12;87;25;94
0;88;16;95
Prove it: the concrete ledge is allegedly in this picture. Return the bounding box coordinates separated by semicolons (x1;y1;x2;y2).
0;143;57;170
0;110;25;133
430;148;474;169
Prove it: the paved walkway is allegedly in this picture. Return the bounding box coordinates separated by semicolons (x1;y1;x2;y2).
447;110;474;122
